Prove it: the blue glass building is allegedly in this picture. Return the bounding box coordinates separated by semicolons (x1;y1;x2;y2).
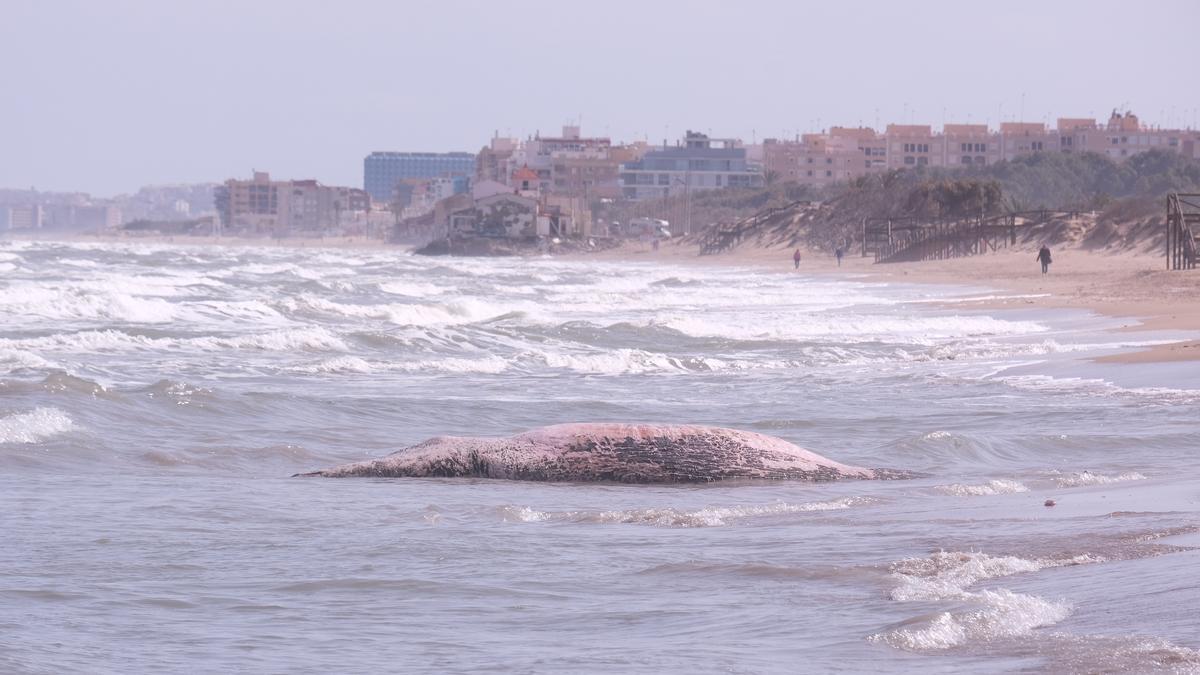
363;152;477;203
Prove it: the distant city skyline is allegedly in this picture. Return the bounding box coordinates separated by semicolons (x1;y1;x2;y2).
2;0;1196;196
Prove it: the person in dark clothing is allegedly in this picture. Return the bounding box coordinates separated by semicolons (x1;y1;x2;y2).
835;247;844;266
1037;245;1052;274
793;248;802;269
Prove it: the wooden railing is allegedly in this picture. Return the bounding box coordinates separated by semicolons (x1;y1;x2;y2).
1166;193;1200;270
695;200;810;255
867;210;1080;264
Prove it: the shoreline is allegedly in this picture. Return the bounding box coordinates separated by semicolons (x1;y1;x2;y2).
10;232;1200;363
565;239;1200;365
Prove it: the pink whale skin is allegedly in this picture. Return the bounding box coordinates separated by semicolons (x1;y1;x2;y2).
297;423;912;483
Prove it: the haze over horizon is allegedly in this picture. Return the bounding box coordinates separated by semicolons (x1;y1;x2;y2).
3;0;1196;197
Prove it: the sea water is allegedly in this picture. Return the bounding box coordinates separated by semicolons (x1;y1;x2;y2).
1;240;1197;673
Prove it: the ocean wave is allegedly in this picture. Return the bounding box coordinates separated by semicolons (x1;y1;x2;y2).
499;496;874;528
286;294;531;327
658;313;1048;344
378;281;444;297
1047;470;1148;488
292;356;373;374
390;355;511;375
0;407;75;444
873;588;1072;651
870;549;1107;652
0;285;177;324
935;479;1030;496
0;348;56;370
193;327;350;352
997;375;1200;405
888;551;1046;602
0;327;347;354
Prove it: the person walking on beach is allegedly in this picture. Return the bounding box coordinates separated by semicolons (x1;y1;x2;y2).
835;247;844;267
1037;245;1052;274
793;248;802;269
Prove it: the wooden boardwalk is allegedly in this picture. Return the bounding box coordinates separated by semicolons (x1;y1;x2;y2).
864;210;1080;264
1166;193;1200;270
696;200;809;255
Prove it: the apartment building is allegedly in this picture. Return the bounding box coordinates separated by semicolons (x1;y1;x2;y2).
362;151;476;203
487;126;636;200
619;131;764;201
759;110;1198;189
763;127;886;186
943;124;1001;167
216;172;369;235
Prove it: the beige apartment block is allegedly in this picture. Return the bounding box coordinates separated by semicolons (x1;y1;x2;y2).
886;125;944;169
763;127;884;187
943;124;1000;168
220;172;369;235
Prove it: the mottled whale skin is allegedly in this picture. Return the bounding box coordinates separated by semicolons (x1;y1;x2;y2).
298;423;909;483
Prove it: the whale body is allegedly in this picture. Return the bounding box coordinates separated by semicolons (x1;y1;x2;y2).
298;423;909;483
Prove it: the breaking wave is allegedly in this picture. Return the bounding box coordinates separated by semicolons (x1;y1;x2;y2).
0;407;76;444
935;479;1030;496
499;496;874;528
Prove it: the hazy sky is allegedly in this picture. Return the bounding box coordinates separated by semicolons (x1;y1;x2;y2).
3;0;1196;196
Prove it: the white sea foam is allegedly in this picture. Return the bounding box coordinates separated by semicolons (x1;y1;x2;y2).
378;281;443;297
536;348;691;375
193;327;350;352
293;356;373;374
871;550;1103;651
935;479;1030;496
0;348;55;369
874;589;1072;651
501;497;874;528
997;375;1200;404
390;355;511;375
0;407;75;444
659;312;1048;344
290;294;528;326
1048;470;1148;488
0;285;177;324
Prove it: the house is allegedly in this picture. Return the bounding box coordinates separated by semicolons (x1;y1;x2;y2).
472;194;538;238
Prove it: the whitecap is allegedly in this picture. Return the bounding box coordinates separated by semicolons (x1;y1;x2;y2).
500;496;873;528
935;479;1030;497
1048;470;1147;488
873;589;1072;651
0;407;76;444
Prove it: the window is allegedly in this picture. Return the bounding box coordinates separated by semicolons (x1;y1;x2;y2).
975;156;985;165
961;156;972;165
904;156;915;165
826;157;833;164
917;156;929;166
826;170;832;176
1031;141;1043;151
806;170;813;176
807;157;814;164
